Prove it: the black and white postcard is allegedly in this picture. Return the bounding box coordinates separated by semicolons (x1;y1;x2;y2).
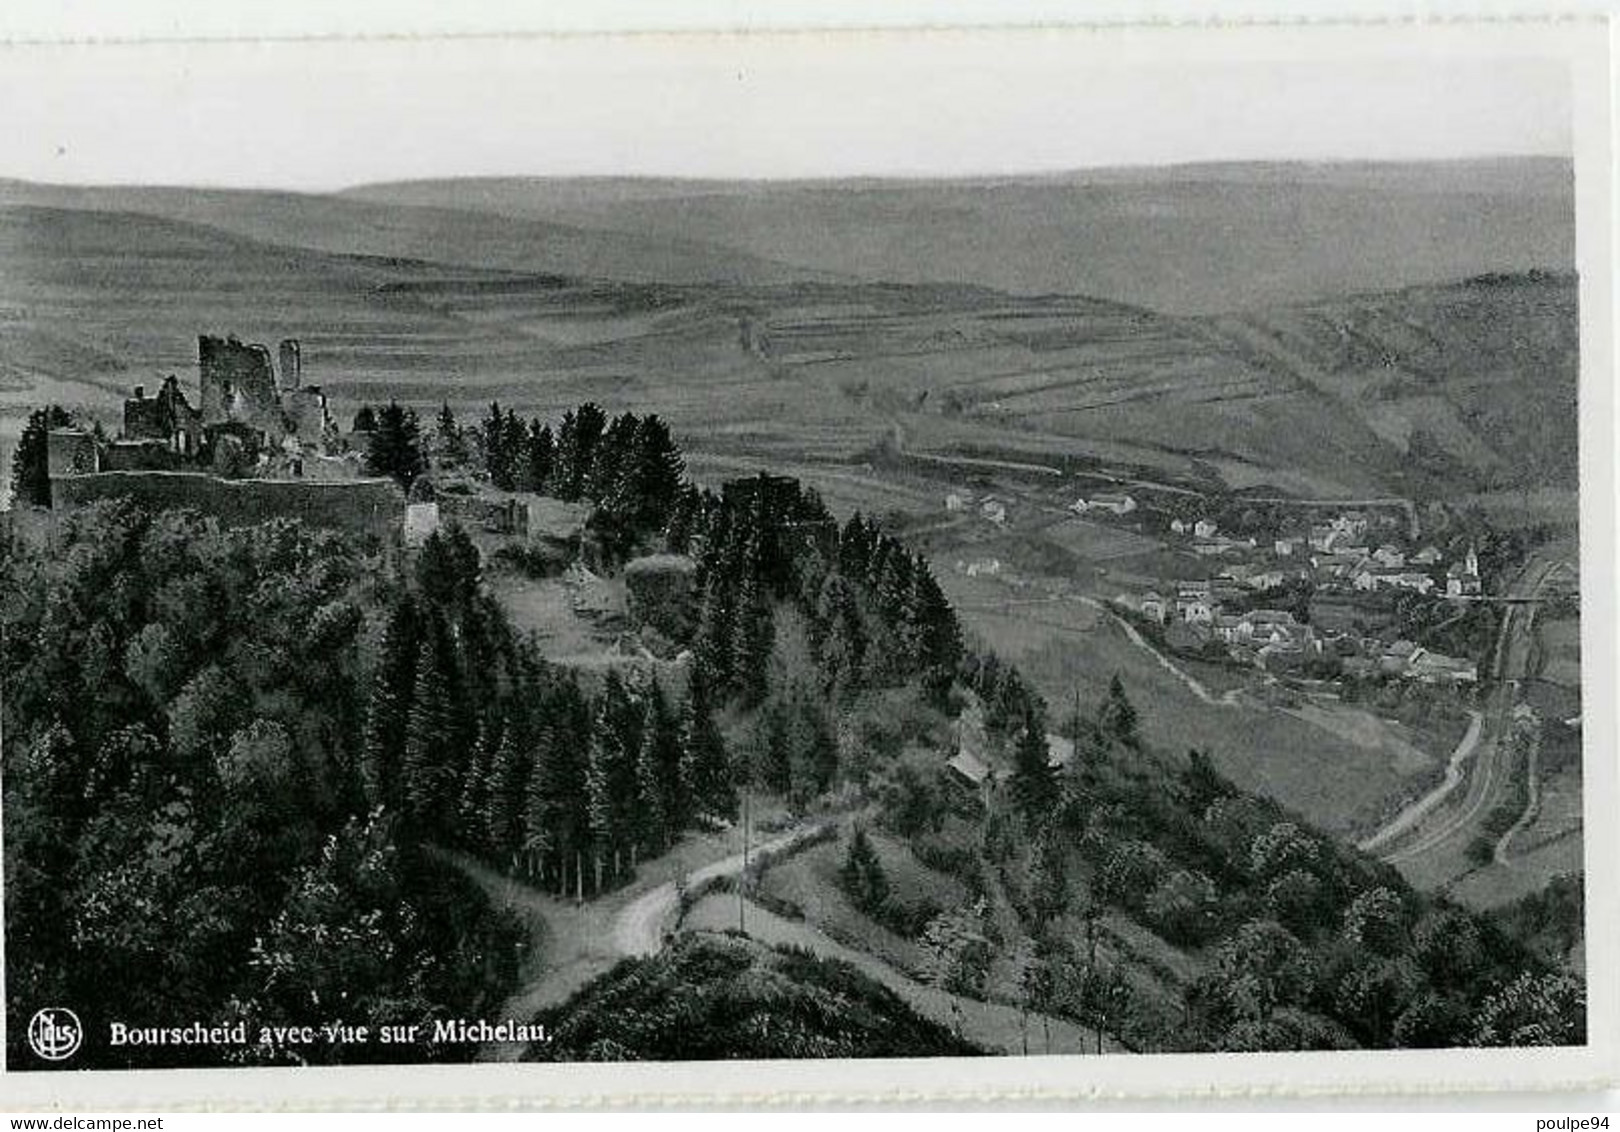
0;13;1613;1107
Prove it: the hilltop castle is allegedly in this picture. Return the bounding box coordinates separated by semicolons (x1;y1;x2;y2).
49;334;336;480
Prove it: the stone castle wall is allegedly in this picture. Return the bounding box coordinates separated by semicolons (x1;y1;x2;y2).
51;471;406;540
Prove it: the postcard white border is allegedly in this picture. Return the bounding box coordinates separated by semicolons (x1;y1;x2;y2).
0;12;1614;1109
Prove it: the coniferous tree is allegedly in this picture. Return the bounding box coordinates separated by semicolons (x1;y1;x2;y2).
1024;832;1069;927
502;409;526;487
693;576;736;692
584;672;637;887
591;411;639;506
572;402;608;496
633;700;669;855
750;696;791;795
481;402;516;490
359;597;420;810
485;724;525;865
9;405;72;508
782;684;837;809
352;404;378;433
1009;708;1059;822
814;573;866;700
435;402;469;467
840;826;890;914
457;724;493;855
664;484;703;554
678;675;736;823
1098;675;1141;750
520;742;552;881
524;419;555;495
730;577;773;707
401;637;452;832
364;402;426;488
628;414;684;529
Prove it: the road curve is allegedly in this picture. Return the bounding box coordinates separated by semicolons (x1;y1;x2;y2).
1358;709;1483;854
613;822;835;957
1380;557;1565;869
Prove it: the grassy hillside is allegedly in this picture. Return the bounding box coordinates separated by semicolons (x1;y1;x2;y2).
528;933;982;1060
1210;271;1580;492
345;158;1573;314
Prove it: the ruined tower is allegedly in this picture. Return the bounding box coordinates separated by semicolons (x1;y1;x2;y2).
198;334;283;438
278;339;302;391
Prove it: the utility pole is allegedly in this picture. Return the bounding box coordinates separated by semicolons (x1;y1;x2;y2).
738;786;750;934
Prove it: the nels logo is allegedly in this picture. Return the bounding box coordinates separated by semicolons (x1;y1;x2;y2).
27;1008;83;1062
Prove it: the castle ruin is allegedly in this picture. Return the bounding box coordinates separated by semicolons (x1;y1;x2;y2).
65;334;336;478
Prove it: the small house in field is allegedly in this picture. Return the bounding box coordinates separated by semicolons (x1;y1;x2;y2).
1372;544;1406;568
1180;597;1215;625
1194;518;1219;539
981;499;1007;526
1088;492;1137;516
945;491;971;513
1140;590;1168;622
948;746;993;788
1331;512;1370;538
1247;569;1286;590
1170;518;1188;534
1412;546;1444;566
1379;639;1424;675
1274;536;1303;557
1408;651;1479;684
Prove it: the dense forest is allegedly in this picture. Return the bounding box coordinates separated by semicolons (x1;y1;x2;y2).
2;399;1586;1067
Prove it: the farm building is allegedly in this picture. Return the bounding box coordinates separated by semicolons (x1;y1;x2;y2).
1073;492;1136;516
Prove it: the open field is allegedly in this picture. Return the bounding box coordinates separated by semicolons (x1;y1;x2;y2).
755;828;969;978
940;585;1449;837
1535;617;1582;688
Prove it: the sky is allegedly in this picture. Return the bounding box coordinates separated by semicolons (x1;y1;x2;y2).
0;29;1575;190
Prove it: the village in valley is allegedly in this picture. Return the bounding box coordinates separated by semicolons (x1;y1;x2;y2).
936;477;1491;694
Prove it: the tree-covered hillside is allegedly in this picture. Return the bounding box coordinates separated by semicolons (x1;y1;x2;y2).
2;400;1585;1067
531;933;981;1061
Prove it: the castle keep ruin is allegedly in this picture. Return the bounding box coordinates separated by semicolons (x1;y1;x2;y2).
39;334;401;538
63;334;336;478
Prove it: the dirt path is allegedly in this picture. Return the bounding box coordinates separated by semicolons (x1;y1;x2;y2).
437;820;836;1060
682;893;1120;1056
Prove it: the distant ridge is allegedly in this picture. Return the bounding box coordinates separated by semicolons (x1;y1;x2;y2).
341;157;1574;314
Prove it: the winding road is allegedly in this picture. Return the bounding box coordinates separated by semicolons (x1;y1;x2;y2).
1356;709;1484;854
614;822;836;957
1372;555;1568;872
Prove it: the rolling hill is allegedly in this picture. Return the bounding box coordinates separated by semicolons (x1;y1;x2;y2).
0;172;1577;510
344;158;1573;315
0;179;826;287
